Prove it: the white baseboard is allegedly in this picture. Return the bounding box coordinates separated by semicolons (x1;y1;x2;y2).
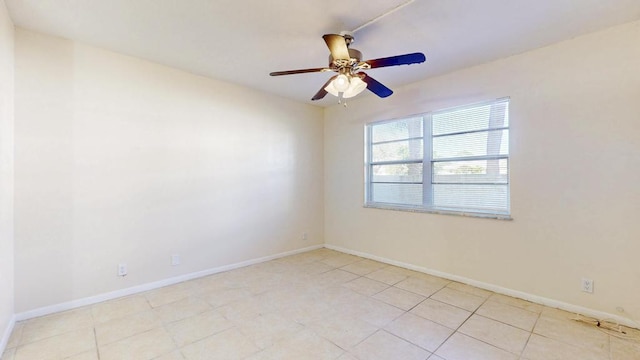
15;244;323;322
13;242;638;331
325;244;639;330
0;314;16;356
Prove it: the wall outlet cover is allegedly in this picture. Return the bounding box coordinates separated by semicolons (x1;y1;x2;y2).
118;263;127;276
581;278;594;293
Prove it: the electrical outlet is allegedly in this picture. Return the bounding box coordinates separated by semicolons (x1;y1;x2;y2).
171;254;181;266
118;263;127;276
302;232;308;241
581;278;594;293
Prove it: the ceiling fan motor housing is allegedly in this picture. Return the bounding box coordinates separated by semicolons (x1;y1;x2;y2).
329;48;362;71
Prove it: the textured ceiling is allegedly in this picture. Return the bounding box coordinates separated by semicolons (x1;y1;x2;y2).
6;0;640;107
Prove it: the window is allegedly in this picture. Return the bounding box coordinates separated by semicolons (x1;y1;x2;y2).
365;98;510;219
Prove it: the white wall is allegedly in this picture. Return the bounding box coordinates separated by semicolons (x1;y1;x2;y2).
14;29;324;313
0;0;14;348
325;21;640;318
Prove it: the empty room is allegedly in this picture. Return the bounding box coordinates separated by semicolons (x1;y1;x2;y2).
1;0;639;359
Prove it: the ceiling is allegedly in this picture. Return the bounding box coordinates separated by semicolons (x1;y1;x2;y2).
6;0;640;107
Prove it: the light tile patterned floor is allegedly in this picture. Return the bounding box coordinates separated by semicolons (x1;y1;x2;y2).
3;248;640;360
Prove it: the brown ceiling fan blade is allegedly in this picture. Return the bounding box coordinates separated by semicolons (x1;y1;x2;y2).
323;34;350;60
359;73;393;98
270;67;330;76
311;75;337;101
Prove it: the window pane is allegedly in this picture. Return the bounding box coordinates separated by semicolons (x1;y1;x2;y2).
371;117;423;143
372;139;423;162
433;130;508;159
433;100;509;135
365;98;510;217
433;159;508;184
433;184;509;212
371;183;422;206
372;163;422;183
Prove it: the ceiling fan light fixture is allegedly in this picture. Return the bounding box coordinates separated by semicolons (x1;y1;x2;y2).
343;76;367;98
325;75;367;98
333;74;350;92
324;78;342;96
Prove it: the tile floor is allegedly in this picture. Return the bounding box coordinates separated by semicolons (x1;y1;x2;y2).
2;248;639;360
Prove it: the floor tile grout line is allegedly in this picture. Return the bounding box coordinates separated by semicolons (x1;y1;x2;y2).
162;318;180;353
305;259;391;358
518;307;542;358
381;308;448;356
427;292;493;357
93;327;101;360
459;306;543;357
608;330;613;360
534;310;617;356
452;295;541;333
384;329;435;357
424;292;548;358
528;332;611;359
13;323;96;349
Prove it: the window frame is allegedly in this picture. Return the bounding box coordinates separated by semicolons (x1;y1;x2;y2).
364;98;512;220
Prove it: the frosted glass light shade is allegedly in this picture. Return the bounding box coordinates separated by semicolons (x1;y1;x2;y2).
333;74;350;92
343;77;367;98
325;75;368;98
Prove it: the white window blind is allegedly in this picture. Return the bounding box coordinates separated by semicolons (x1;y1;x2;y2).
365;98;510;218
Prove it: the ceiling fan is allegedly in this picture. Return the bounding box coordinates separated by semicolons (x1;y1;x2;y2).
269;32;426;102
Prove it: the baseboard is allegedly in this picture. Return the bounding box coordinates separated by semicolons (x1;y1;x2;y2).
325;244;639;330
14;242;638;330
0;314;16;356
15;244;323;322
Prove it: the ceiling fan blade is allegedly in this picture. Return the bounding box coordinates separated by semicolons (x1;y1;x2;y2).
323;34;350;60
364;52;426;69
311;75;337;101
270;67;330;76
359;73;393;98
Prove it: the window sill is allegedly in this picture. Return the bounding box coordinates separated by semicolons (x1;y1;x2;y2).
363;203;513;220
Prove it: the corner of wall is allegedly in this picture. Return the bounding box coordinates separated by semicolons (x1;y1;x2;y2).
0;315;15;355
0;0;15;355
